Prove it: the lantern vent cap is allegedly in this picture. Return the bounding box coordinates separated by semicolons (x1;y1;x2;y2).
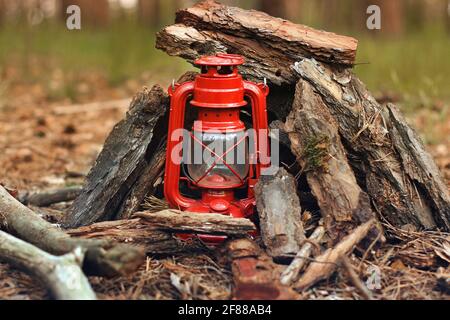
195;53;245;67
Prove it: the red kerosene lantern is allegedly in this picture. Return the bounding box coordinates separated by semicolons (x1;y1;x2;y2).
164;53;269;243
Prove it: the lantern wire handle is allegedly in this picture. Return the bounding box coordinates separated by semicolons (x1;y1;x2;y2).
263;78;267;88
171;79;175;91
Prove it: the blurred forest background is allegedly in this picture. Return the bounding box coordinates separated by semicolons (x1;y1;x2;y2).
0;0;448;189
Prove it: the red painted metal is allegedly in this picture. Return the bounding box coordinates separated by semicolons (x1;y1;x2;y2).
164;53;269;244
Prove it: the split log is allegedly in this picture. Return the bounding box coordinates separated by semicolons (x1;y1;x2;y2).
224;238;299;300
0;186;145;277
293;59;450;231
157;0;357;87
64;85;170;228
67;219;195;255
280;224;326;286
116;145;166;219
115;71;198;220
254;167;305;260
0;231;96;300
295;219;377;291
134;209;256;236
285;79;377;242
65;71;199;227
18;186;82;207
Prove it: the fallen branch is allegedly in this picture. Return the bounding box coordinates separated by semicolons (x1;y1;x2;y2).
18;186;82;207
134;209;256;236
340;256;373;300
295;219;377;291
0;186;145;277
0;230;96;300
280;224;325;286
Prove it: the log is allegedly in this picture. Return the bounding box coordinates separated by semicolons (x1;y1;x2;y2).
0;186;145;277
280;224;326;286
293;59;450;231
295;219;377;291
224;238;299;300
116;144;166;219
18;186;82;207
67;219;196;255
254;167;305;260
115;71;198;220
64;85;170;228
0;231;96;300
156;0;357;86
134;209;256;236
285;79;377;242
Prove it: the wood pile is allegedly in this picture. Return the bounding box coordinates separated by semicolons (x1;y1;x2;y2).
1;1;449;300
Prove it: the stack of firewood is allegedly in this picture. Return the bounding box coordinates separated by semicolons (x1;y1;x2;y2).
1;1;449;300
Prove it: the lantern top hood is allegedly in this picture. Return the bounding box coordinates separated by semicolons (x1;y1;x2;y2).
194;53;245;67
190;53;247;109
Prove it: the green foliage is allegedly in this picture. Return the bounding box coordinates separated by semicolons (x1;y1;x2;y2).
0;20;192;90
301;135;331;173
354;24;450;112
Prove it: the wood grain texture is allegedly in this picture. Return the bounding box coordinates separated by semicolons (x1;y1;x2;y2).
157;0;357;86
134;209;256;236
64;85;169;228
285;79;376;242
67;218;195;255
293;59;450;231
254;167;305;260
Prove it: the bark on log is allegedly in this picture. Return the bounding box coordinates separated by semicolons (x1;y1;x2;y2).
0;231;96;300
18;186;82;207
134;209;256;236
254;167;305;260
116;143;166;219
285;79;377;242
67;219;197;255
64;85;170;228
295;219;377;291
0;186;145;277
293;59;450;231
224;238;299;300
156;0;358;86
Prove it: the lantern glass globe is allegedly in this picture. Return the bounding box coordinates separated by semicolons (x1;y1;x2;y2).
186;131;249;189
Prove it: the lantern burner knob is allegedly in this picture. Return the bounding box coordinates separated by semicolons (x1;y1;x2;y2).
209;199;230;213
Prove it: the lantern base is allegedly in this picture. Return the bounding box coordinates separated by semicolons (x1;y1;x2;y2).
174;190;257;244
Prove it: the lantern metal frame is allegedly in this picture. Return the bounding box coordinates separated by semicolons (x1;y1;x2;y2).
163;53;270;242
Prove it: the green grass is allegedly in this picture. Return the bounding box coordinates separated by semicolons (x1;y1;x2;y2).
0;19;191;90
0;19;448;111
354;24;450;111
